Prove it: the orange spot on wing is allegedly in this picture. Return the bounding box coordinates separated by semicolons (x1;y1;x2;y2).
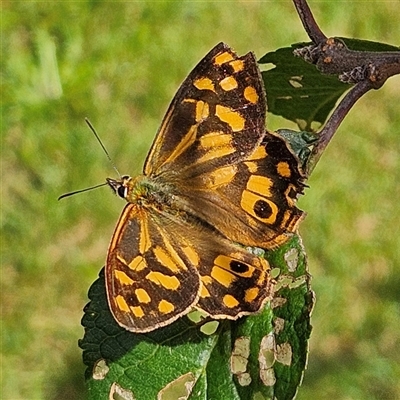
196;134;235;163
200;132;231;148
205;165;237;189
158;299;175;314
115;295;130;312
130;305;145;318
154;246;181;273
115;270;134;286
135;288;151;304
277;161;291;178
244;86;258;104
244;161;258;173
212;256;238;288
244;287;259;303
195;100;209;122
247;145;267;161
229;59;244;72
182;246;200;267
215;105;245;132
139;215;151;254
194;77;215;92
246;175;273;196
146;271;180;290
223;294;239;308
220;76;238;91
200;285;211;298
129;255;147;272
214;51;234;65
201;275;213;286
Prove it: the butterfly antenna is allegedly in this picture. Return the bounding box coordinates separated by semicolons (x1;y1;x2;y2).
85;118;120;177
58;182;108;201
58;119;120;200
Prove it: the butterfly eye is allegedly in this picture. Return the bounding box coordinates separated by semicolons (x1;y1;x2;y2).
117;186;127;198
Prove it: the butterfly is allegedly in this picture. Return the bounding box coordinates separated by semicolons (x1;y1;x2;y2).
105;42;305;333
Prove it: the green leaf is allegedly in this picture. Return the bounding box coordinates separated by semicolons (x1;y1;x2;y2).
259;44;349;130
80;235;313;400
338;38;399;52
259;39;399;131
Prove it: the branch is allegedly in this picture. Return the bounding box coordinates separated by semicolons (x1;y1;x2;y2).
292;0;400;174
292;0;326;43
305;81;372;175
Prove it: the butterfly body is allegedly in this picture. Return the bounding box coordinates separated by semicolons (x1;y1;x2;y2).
108;175;173;209
105;43;305;333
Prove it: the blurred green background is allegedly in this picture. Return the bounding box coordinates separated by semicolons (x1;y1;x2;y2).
2;1;399;399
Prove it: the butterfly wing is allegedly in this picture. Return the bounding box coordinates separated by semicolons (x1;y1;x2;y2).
159;212;274;319
144;42;266;178
195;246;274;320
106;202;274;332
106;204;200;333
175;130;306;249
141;42;304;250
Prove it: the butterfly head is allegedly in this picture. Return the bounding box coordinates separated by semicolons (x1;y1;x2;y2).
107;175;154;205
107;175;132;200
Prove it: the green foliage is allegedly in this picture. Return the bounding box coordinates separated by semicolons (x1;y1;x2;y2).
260;39;399;131
2;2;399;399
260;45;349;131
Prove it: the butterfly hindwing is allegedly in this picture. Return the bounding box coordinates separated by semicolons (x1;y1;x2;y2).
158;212;275;320
196;248;273;319
173;130;306;249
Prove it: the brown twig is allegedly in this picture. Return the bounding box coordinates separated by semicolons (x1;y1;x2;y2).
292;0;326;43
292;0;400;174
305;81;373;175
294;37;400;88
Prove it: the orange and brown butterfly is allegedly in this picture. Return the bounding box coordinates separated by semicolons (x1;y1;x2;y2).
106;42;305;333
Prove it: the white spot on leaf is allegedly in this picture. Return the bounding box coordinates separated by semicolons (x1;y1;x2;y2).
92;359;109;380
284;248;299;272
273;317;285;334
259;334;275;368
237;372;252;386
157;372;196;400
200;320;219;335
258;333;277;387
276;342;292;366
289;75;303;88
260;368;276;386
270;297;287;309
230;336;251;374
109;382;135;400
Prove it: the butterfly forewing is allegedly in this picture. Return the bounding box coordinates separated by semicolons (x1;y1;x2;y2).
141;42;304;250
106;204;200;332
144;42;266;178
